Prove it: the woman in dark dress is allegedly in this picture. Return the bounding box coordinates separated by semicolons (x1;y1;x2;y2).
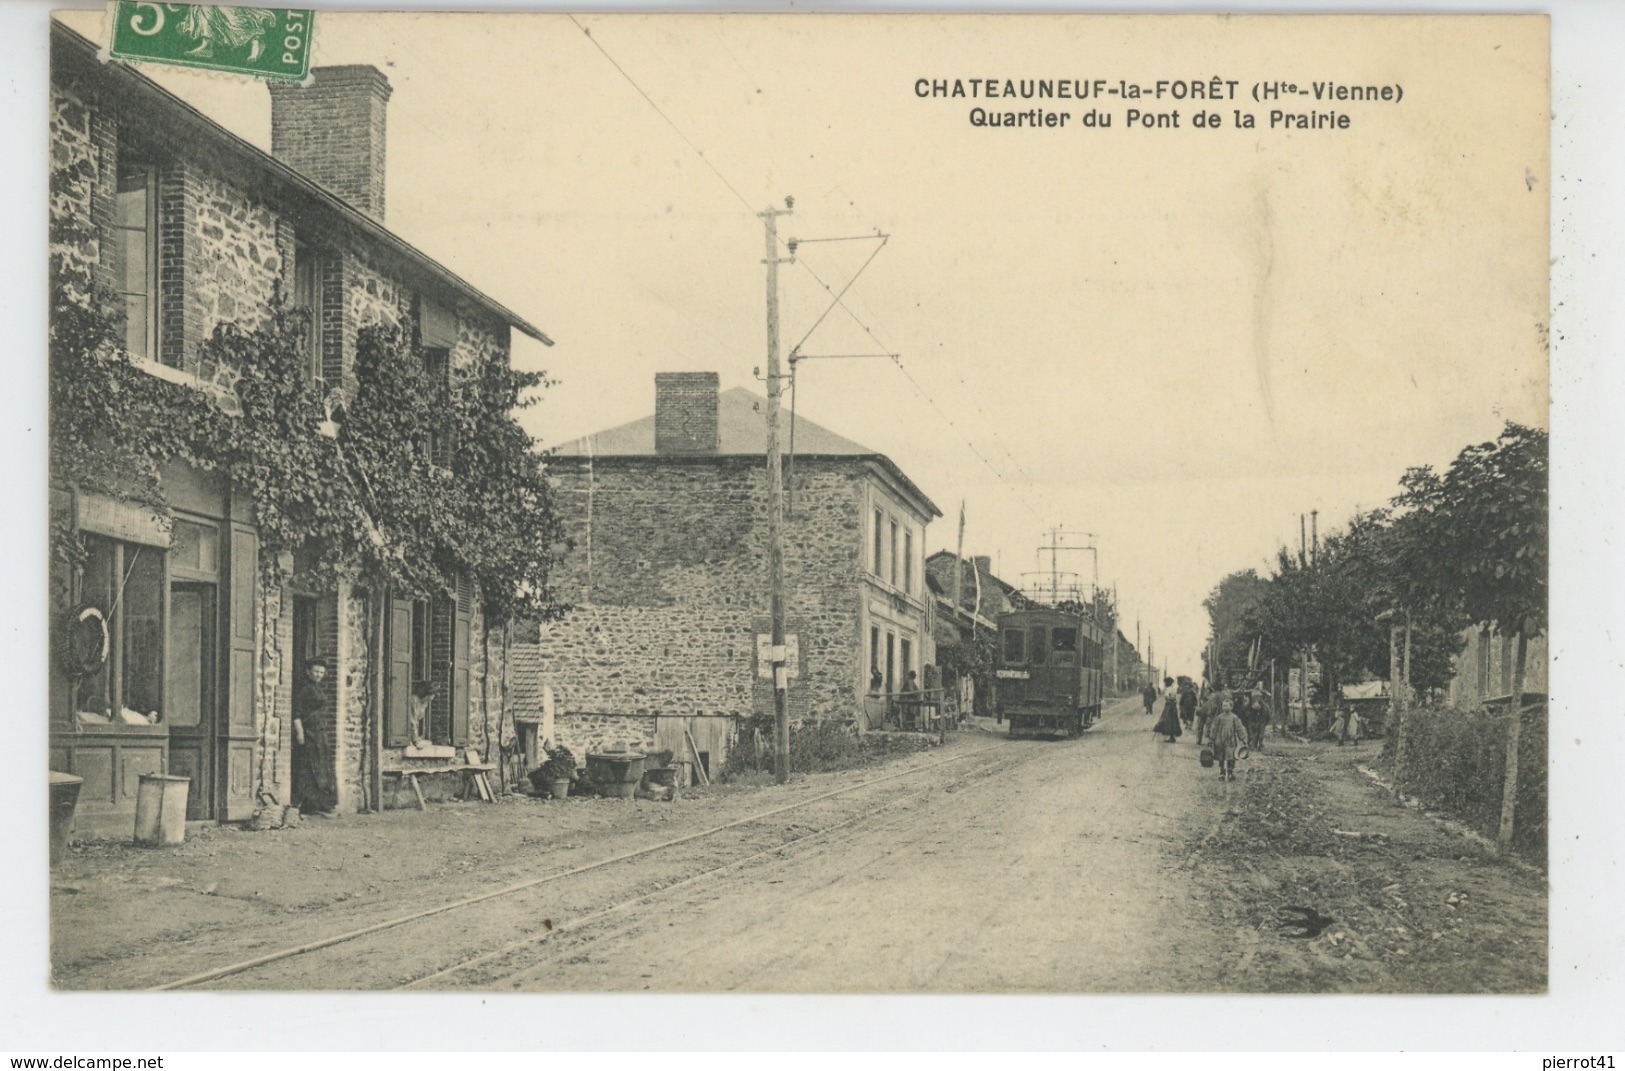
292;659;336;816
1153;676;1183;742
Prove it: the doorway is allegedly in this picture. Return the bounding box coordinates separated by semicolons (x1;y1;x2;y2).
166;581;217;819
291;596;319;807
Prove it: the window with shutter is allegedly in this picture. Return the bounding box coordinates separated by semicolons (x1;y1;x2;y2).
113;156;159;363
292;243;325;384
421;346;454;473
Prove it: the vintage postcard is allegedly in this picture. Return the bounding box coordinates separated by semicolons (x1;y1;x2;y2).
45;7;1548;997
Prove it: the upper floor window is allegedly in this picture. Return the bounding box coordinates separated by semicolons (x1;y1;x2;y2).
113;157;159;362
292;243;325;383
889;519;899;586
903;529;914;594
872;508;884;577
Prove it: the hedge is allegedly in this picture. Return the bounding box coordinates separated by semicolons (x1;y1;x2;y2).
1382;703;1547;865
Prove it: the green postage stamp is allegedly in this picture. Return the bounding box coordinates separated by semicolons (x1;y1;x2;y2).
107;3;313;82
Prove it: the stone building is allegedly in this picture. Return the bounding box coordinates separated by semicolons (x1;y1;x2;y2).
47;22;549;834
1447;627;1549;709
530;373;940;764
925;551;1029;716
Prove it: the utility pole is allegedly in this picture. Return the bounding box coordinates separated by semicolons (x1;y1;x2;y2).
762;198;794;784
953;499;967;617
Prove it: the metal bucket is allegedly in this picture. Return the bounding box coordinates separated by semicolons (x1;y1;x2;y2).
133;774;190;847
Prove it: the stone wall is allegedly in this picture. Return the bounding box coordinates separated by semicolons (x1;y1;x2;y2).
48;75;112;308
538;457;867;725
554;713;660;763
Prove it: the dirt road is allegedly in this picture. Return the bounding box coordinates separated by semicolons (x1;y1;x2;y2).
53;695;1544;992
461;696;1216;992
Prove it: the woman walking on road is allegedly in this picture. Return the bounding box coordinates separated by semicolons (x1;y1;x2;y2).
1153;676;1183;742
1209;696;1247;781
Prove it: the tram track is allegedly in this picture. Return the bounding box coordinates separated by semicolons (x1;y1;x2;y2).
151;735;1039;991
453;731;1101;992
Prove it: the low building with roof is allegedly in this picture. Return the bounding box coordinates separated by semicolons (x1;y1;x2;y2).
530;372;941;764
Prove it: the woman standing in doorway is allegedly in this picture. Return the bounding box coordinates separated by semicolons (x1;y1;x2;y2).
292;659;337;817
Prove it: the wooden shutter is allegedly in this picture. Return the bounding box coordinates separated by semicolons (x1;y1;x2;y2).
221;523;257;821
451;575;472;746
386;596;413;747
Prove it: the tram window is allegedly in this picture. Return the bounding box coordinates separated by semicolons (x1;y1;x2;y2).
1002;628;1025;664
1029;627;1047;665
1051;628;1077;652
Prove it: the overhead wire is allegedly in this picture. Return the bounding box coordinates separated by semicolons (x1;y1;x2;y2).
564;14;1049;528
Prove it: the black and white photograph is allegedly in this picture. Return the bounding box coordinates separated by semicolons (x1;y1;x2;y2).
17;0;1605;1033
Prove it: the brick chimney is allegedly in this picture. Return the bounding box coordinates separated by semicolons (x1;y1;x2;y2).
269;66;393;218
973;555;992;576
654;373;720;455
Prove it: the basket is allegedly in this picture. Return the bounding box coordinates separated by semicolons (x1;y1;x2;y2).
1199;746;1215;768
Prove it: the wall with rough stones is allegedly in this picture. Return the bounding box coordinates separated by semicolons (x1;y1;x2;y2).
537;457;870;726
554;713;659;763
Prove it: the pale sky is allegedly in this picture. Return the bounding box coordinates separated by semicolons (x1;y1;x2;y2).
56;11;1548;673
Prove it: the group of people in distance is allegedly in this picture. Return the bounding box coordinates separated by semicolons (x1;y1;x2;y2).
1139;675;1272;782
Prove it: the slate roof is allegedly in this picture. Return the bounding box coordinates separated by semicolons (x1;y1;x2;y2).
551;387;941;518
52;21;551;345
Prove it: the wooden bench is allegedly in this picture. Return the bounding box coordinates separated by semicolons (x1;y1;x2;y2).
383;750;498;810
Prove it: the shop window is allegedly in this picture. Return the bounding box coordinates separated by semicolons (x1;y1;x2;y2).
112;157;159;362
76;534;166;723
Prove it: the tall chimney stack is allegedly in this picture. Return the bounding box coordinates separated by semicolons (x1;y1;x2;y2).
654;373;720;455
269;66;393;218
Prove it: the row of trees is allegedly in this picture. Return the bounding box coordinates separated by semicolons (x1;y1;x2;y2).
1203;421;1548;851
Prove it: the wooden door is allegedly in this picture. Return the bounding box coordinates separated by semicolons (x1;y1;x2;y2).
165;581;217;819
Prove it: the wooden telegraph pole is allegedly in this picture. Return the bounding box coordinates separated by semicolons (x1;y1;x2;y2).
762;198;794;784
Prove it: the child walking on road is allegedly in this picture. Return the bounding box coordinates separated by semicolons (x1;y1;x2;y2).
1208;696;1247;782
